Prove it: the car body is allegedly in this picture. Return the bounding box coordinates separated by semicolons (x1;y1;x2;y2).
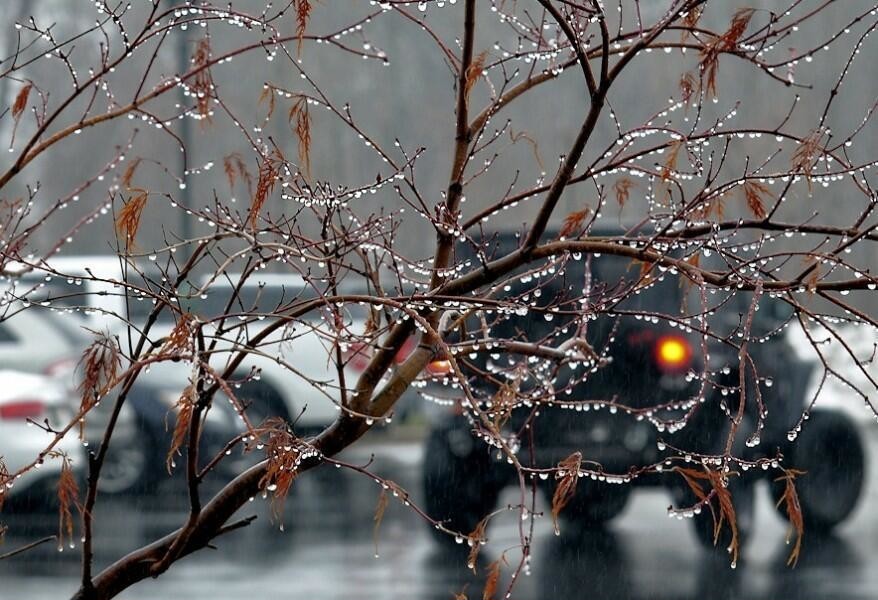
0;370;85;508
5;259;442;492
423;229;866;550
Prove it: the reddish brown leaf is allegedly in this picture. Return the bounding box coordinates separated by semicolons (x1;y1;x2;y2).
551;452;582;534
163;312;195;353
12;83;31;120
558;208;591;238
680;71;697;106
121;157;142;189
775;469;805;567
166;384;196;473
56;454;81;551
288;97;312;176
674;466;742;565
250;150;282;229
482;556;506;600
115;189;149;250
78;334;121;440
661;141;683;183
792;129;825;190
373;488;388;557
258;418;314;520
465;50;488;100
191;38;214;124
467;516;489;572
699;9;754;97
259;85;276;119
295;0;313;55
613;178;635;208
742;181;772;220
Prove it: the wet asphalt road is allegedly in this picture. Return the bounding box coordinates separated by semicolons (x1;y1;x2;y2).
2;430;878;600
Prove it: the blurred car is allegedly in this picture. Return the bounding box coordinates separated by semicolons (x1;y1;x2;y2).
0;370;84;510
423;229;866;552
7;261;445;492
13;259;442;430
0;288;157;495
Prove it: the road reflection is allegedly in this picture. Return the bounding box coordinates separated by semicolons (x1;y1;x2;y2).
0;439;874;600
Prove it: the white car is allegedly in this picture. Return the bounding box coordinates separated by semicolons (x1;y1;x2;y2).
0;370;84;509
10;258;442;431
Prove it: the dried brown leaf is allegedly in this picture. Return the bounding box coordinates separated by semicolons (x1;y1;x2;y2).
10;82;33;145
373;488;388;557
295;0;313;55
465;50;488;100
558;208;590;238
121;157;142;189
661;140;683;183
163;313;195;353
78;334;121;439
467;516;489;572
509;128;544;170
250;150;282;229
792;129;825;190
482;556;505;600
57;454;80;551
775;469;805;567
680;6;704;43
699;8;754;97
12;83;31;120
259;85;277;119
490;377;519;430
742;181;772;220
259;418;313;520
191;38;214;124
674;466;742;565
289;97;312;176
115;189;149;250
166;384;196;473
680;71;697;106
551;452;582;534
613;178;635;208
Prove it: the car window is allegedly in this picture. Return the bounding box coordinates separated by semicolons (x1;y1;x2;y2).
0;321;18;342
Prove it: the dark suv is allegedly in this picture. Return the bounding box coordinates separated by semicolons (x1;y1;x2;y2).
423;229;865;550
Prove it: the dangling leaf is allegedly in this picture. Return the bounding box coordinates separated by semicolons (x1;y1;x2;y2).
289;97;312;176
465;50;488;100
551;452;582;534
742;180;772;219
558;208;590;238
613;178;635;207
115;189;149;250
56;454;81;551
166;384;196;473
775;469;805;566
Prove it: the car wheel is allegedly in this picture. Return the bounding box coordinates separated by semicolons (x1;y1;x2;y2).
771;409;865;533
422;416;503;544
98;418;159;495
555;484;631;529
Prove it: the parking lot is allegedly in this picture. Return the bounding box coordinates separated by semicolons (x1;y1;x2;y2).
2;429;877;600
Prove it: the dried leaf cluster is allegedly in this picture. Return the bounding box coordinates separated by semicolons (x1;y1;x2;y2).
551;452;582;534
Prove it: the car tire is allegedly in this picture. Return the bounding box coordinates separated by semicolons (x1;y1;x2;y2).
422;416;503;544
771;409;865;533
97;416;160;496
549;483;631;531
